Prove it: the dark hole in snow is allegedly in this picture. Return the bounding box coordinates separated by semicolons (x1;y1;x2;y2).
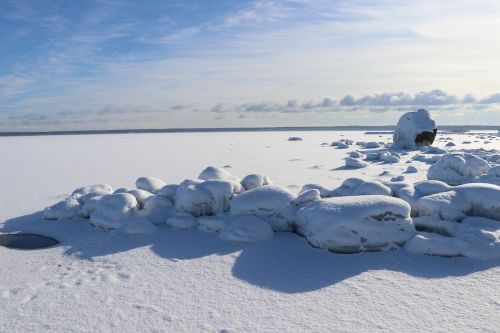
0;234;59;250
415;128;437;146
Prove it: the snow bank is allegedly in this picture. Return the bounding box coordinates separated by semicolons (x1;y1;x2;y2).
427;152;491;185
229;186;296;231
296;195;415;253
393;109;437;149
220;215;274;243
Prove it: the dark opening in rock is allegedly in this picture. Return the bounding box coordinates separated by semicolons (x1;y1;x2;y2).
415;128;437;146
0;233;59;250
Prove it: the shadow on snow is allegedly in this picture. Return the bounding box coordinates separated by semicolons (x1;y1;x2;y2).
2;212;499;294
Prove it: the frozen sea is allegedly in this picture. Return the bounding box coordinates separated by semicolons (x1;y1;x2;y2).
1;130;499;332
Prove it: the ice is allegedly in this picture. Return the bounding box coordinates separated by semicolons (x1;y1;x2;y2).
229;185;296;231
393;109;437;149
219;215;274;243
427;152;491;185
135;176;166;193
296;195;415;253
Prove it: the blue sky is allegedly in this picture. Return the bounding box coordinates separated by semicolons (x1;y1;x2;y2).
1;0;500;130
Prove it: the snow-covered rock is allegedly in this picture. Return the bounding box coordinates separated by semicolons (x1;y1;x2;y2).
405;165;418;173
140;195;174;224
405;216;500;260
198;166;240;182
345;157;368;168
427;152;491;185
72;184;113;200
174;179;242;216
330;178;391;197
294;189;321;206
157;184;179;199
393;109;437;149
229;186;296;232
89;193;138;230
241;174;273;190
135;177;166;193
364;142;381;149
127;189;154;208
296;196;415;253
43;197;81;220
475;166;500;186
300;184;331;198
415;183;500;222
220;215;274;243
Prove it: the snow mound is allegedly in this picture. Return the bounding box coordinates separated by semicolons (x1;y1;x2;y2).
415;183;500;222
135;177;166;193
198;166;240;182
229;186;296;232
427;152;491;185
296;195;415;253
72;184;113;202
89;193;138;230
300;184;331;198
241;174;273;190
157;184;178;199
220;215;274;243
127;189;154;208
393;109;437;149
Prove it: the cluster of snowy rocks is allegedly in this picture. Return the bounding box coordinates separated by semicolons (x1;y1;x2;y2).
43;152;500;260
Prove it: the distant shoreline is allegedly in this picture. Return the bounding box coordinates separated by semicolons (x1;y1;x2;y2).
0;125;498;137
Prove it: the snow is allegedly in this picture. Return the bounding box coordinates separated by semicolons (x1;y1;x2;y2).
140;195;174;225
1;130;500;333
393;109;437;149
345;157;368;168
296;195;415;253
219;215;274;243
427;152;491;185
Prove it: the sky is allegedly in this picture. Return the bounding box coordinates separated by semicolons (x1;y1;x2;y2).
1;0;500;131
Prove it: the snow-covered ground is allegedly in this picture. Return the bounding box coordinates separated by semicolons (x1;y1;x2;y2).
1;130;499;332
